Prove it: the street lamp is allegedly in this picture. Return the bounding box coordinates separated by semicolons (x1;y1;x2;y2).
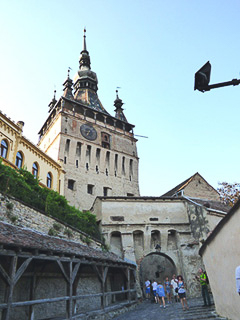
194;61;240;92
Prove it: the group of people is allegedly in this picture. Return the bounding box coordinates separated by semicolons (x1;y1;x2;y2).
145;268;212;311
145;274;189;310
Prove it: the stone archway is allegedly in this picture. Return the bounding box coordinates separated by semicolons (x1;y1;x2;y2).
139;253;176;287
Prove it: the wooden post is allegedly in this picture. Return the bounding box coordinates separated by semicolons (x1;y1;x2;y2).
57;260;80;319
2;256;32;320
28;272;37;320
67;261;73;319
2;256;18;320
127;267;130;302
91;265;108;309
102;266;108;308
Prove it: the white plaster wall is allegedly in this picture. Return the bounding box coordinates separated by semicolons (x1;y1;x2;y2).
207;213;225;232
202;207;240;320
100;200;189;225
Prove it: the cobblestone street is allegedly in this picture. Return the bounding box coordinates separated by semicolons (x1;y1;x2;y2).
113;298;228;320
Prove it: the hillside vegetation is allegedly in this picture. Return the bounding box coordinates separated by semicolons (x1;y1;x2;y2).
0;162;101;240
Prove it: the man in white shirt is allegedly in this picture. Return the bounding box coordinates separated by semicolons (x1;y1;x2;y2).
152;280;158;303
171;274;178;302
235;265;240;295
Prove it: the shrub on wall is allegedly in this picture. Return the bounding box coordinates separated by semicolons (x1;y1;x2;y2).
0;161;101;240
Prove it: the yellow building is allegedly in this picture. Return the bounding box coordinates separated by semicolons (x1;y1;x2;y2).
0;111;64;194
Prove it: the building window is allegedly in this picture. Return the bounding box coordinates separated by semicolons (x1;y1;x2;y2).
105;151;110;166
47;172;52;188
129;159;133;179
87;184;94;195
96;148;101;164
64;156;67;164
68;179;75;190
122;156;125;175
0;139;8;159
86;145;91;163
76;142;82;157
76;160;78;168
127;193;134;197
114;154;118;176
15;151;23;169
32;162;39;178
103;187;109;196
101;132;110;149
65;139;70;152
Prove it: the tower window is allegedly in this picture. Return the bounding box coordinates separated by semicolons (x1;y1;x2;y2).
68;179;75;190
0;139;8;159
101;132;111;149
15;151;23;169
76;160;78;168
47;172;52;188
105;151;110;167
129;159;133;181
76;142;82;157
64;156;67;164
122;156;125;175
65;139;70;152
103;187;110;197
87;184;94;195
86;145;91;163
96;148;101;164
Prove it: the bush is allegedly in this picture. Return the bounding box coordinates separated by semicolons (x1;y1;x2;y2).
0;161;101;240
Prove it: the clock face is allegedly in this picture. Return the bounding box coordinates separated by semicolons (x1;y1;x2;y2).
80;124;97;141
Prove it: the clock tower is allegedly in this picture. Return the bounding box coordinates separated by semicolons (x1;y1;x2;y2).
38;30;140;210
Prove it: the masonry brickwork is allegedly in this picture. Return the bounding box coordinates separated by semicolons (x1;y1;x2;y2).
0;193;102;249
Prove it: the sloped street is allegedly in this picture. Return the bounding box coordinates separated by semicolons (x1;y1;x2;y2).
113;298;228;320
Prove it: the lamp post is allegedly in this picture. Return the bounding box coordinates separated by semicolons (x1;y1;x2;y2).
194;61;240;92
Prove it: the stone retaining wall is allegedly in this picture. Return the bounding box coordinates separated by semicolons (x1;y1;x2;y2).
0;193;102;249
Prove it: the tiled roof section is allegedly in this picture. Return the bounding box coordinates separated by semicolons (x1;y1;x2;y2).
192;199;230;213
0;222;131;265
161;174;195;197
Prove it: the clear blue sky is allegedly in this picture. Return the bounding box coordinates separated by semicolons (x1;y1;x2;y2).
1;0;240;196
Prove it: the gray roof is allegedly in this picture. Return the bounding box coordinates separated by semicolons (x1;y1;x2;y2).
0;221;134;266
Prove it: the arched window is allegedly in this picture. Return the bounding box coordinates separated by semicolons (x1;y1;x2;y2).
15;151;23;168
0;140;8;159
32;162;39;178
46;172;52;188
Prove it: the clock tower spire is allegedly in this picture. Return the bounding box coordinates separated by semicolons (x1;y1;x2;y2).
73;29;109;114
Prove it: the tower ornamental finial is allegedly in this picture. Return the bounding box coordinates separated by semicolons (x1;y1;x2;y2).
79;28;90;70
83;28;87;51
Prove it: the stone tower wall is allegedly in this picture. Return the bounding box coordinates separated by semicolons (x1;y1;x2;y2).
38;103;140;210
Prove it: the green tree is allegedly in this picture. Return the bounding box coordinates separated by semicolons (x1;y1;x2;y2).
217;182;240;207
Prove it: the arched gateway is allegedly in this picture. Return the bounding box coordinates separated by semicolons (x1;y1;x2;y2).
139;252;176;288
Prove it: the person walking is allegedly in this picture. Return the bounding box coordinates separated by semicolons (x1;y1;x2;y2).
171;274;179;302
195;268;211;306
152;280;158;303
164;276;171;303
144;279;151;299
156;281;166;309
177;275;189;311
